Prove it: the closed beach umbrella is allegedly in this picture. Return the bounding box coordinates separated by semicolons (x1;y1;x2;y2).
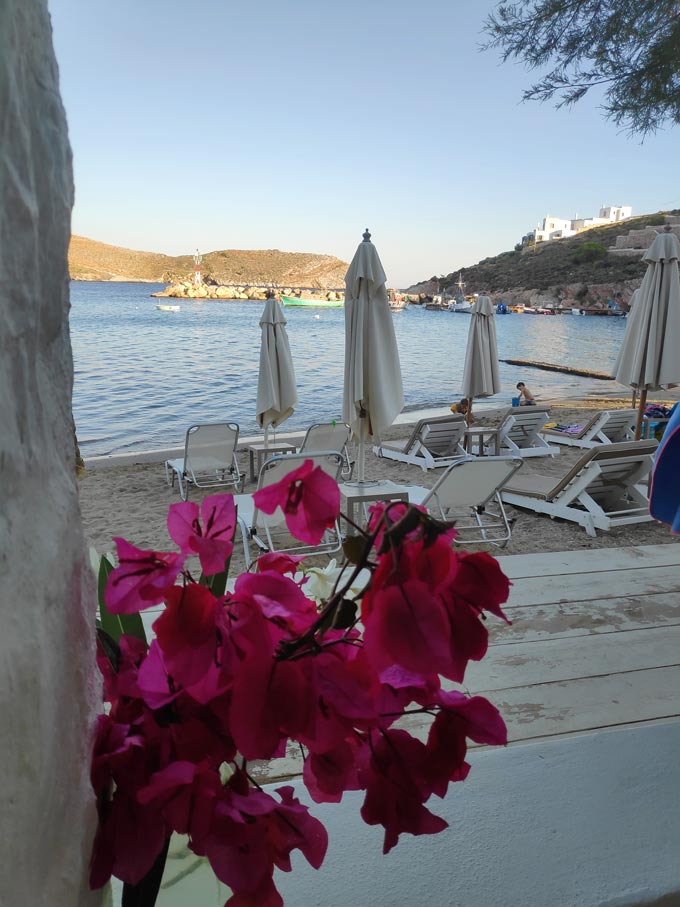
460;295;501;424
343;229;404;483
612;227;680;438
256;295;298;447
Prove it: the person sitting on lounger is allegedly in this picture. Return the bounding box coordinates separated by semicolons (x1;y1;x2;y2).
516;382;536;405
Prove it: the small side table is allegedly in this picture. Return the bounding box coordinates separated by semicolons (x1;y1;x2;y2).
246;441;297;483
464;427;500;456
339;480;410;534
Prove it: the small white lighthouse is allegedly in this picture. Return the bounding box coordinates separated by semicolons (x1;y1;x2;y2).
193;249;202;286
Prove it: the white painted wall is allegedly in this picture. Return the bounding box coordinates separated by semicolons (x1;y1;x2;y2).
0;1;100;904
272;722;680;907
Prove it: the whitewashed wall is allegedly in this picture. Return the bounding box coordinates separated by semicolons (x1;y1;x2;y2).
0;1;100;904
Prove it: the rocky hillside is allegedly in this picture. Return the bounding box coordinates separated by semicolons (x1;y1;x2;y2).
408;211;680;308
68;236;348;289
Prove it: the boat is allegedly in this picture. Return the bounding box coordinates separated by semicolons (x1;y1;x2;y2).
389;299;409;311
281;295;343;308
156;304;181;312
447;299;474;313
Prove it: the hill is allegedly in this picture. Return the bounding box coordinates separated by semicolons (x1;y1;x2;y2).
408;211;680;306
68;236;348;289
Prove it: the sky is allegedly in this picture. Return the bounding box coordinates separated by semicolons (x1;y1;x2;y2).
49;0;679;288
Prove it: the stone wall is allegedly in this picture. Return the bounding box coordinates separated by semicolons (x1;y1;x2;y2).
0;2;100;905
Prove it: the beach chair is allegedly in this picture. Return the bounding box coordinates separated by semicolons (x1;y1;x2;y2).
408;455;524;547
500;440;658;537
164;422;241;501
542;409;636;448
372;415;467;472
234;451;345;568
487;406;559;458
298;421;353;479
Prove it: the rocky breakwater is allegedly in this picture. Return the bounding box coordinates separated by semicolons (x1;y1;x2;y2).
152;282;344;302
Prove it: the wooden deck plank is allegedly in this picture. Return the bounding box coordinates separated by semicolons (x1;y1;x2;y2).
497;542;680;579
464;625;680;692
489;592;680;644
505;563;680;606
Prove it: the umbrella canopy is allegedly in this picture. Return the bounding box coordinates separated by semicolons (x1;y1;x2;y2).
461;295;501;418
612;228;680;437
342;230;404;482
256;297;298;434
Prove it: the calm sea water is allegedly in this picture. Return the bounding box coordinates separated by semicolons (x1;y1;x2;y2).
70;282;629;456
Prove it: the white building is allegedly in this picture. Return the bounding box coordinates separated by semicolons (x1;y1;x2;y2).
534;214;577;243
528;205;632;244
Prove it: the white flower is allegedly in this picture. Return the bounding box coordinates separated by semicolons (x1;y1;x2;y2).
303;559;371;605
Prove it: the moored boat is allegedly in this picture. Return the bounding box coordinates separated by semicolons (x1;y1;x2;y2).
281;295;343;308
447;299;474;313
156;304;181;312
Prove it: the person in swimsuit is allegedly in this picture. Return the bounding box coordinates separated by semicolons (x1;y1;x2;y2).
516;382;536;405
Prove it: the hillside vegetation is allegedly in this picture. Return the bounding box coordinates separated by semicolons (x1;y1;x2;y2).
68;236;348;289
409;211;680;296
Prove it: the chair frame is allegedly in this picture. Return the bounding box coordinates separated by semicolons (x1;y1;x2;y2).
408;455;523;547
234;451;345;568
373;415;467;472
542;409;636;449
500;440;658;537
164;422;242;501
491;407;559;458
298;421;353;479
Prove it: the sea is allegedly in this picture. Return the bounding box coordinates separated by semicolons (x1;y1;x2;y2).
70;282;630;457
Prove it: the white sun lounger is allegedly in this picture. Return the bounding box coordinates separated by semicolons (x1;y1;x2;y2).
500;440;658;537
234;450;345;568
408;455;524;547
372;415;467;472
298;421;353;479
484;406;559;458
164;422;242;500
542;409;636;448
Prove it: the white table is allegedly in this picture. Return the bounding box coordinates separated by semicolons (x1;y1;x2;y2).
246;441;297;483
339;480;413;533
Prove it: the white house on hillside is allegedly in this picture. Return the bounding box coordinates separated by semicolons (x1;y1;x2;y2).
527;205;632;244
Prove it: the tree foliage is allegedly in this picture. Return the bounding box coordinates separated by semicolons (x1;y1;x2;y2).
483;0;680;136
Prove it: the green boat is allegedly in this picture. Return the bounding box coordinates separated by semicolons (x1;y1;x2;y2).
281;294;344;308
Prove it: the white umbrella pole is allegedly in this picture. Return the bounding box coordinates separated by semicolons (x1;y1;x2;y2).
264;424;270;451
357;409;366;483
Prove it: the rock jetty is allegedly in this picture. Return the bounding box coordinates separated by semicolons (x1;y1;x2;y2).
152;282;345;302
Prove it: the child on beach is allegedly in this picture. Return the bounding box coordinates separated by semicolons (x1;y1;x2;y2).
516;382;536;405
450;397;470;415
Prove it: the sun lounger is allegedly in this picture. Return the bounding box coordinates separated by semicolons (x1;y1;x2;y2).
164;422;242;500
234;451;345;568
372;415;467;472
542;409;636;448
298;421;353;478
479;406;559;458
500;440;658;537
408;455;524;547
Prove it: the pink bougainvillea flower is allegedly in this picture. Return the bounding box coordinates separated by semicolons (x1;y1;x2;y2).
425;690;507;794
268;785;328;871
234;571;317;636
138;760;223;845
256;551;307;576
359;728;448;854
253;459;340;545
153;584;225;688
303;738;362;803
448;551;511;623
105;538;185;614
363;579;452;677
167;494;236;576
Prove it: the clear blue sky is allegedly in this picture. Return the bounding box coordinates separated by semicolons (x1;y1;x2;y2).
49;0;679;288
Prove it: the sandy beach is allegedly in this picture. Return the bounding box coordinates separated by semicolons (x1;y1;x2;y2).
78;392;680;571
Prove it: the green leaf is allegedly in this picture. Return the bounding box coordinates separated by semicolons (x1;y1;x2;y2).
97;627;120;673
96;553;147;645
342;535;367;565
333;598;357;629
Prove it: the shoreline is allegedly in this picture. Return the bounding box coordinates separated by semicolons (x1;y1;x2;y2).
78;391;680;577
